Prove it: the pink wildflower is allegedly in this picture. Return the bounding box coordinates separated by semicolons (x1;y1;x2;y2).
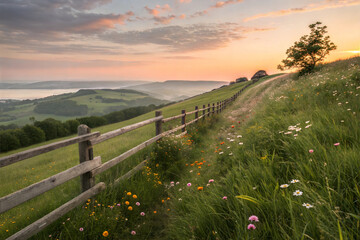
248;215;259;222
79;227;84;232
209;179;214;183
187;183;192;187
309;149;314;153
222;196;227;200
140;212;145;216
334;143;340;146
131;230;136;235
136;202;140;206
247;224;256;230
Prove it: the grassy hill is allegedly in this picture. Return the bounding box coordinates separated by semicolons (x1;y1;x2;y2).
0;89;169;126
125;80;228;101
1;57;359;239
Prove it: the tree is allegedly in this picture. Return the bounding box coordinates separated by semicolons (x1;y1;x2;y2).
278;22;337;75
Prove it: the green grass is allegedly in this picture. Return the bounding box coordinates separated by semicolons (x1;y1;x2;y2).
3;56;359;240
0;89;168;126
0;80;251;239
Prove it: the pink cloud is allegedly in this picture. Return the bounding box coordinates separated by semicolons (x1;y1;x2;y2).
179;0;192;3
72;12;134;32
145;4;172;17
212;0;243;9
244;0;360;21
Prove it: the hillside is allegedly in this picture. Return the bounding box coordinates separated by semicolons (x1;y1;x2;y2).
1;57;359;239
125;80;228;101
0;89;169;126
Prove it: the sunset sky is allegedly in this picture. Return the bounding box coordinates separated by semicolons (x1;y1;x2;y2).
0;0;359;82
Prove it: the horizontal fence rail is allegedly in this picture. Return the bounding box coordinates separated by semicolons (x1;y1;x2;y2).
0;131;100;168
1;80;256;240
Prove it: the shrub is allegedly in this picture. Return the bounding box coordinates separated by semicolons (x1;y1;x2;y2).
22;124;45;144
0;131;21;152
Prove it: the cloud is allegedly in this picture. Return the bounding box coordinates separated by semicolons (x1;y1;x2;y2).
179;0;192;3
144;4;172;16
101;23;274;52
211;0;243;9
244;0;360;21
153;15;177;24
0;0;134;37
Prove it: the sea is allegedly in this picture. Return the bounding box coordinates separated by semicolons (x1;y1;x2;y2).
0;89;81;100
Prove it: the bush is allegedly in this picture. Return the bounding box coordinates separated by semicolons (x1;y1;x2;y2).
77;116;107;128
22;124;45;144
0;131;21;152
64;119;80;134
35;118;69;140
149;137;185;181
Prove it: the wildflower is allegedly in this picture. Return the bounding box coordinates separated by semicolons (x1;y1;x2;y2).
219;152;224;155
237;135;242;138
79;227;84;232
131;230;136;235
239;142;243;145
309;149;314;153
247;224;256;230
176;181;180;185
127;192;132;196
140;212;145;216
302;203;314;208
280;184;289;188
229;153;233;156
103;231;109;237
248;215;259;222
231;125;235;128
334;142;340;146
198;187;204;191
305;121;310;124
170;181;175;186
187;183;192;187
133;195;137;199
290;179;300;183
209;179;214;183
222;196;228;200
136;202;140;206
128;206;133;211
153;211;157;214
125;201;129;205
293;190;303;196
117;203;120;206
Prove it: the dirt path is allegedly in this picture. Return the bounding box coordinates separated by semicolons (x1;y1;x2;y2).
228;74;290;122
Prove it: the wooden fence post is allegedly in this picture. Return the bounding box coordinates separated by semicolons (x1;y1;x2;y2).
155;111;162;136
181;110;186;132
78;125;95;192
216;102;219;114
212;103;215;115
203;105;206;119
208;104;210;117
195;106;199;122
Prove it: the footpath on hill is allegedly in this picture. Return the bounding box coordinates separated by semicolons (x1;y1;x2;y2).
153;74;291;239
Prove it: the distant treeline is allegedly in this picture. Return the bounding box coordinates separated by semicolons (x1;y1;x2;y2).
0;103;170;153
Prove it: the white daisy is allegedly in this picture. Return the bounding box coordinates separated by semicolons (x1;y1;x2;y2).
293;190;303;196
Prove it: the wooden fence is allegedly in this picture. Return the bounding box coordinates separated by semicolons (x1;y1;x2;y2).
0;81;255;240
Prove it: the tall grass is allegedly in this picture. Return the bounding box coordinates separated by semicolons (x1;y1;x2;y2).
163;57;360;239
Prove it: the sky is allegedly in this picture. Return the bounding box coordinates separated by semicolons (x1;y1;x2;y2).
0;0;359;82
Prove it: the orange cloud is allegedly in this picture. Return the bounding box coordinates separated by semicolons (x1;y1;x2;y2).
72;12;134;31
212;0;243;9
145;4;172;16
244;0;360;21
179;0;192;3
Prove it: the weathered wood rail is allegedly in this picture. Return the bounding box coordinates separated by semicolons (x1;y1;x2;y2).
0;81;255;240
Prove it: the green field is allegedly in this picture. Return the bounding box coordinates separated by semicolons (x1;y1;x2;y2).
0;80;250;239
1;57;359;239
0;89;168;126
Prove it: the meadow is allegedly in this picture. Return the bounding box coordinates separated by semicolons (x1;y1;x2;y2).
1;57;359;239
0;80;249;239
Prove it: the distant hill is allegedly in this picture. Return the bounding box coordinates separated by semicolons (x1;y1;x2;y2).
0;89;169;126
0;81;148;89
125;80;228;101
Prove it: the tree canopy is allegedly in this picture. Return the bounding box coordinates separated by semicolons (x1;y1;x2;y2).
278;22;337;75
